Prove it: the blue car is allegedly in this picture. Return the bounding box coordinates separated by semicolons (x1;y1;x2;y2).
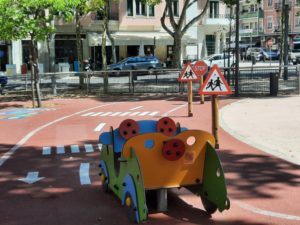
256;48;279;61
107;56;162;70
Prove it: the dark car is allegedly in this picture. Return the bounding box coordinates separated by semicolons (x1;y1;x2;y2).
107;56;162;70
256;48;279;61
0;72;8;95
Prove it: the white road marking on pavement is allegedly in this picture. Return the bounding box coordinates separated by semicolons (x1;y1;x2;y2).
161;103;188;116
130;106;143;110
120;112;131;116
100;112;112;116
0;102;117;167
84;144;94;153
129;112;141;116
56;146;65;154
71;145;80;153
94;123;106;132
149;111;159;116
162;97;176;101
236;201;300;220
110;112;122;116
81;112;95;117
18;171;44;184
42;146;51;155
139;111;150;116
98;144;102;151
79;163;91;185
90;112;104;117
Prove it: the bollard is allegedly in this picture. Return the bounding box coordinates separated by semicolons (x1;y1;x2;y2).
270;72;278;96
51;74;57;96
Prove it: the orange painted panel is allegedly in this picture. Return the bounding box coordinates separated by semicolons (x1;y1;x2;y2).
122;130;215;189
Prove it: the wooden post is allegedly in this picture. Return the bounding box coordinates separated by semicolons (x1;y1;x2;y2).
199;76;205;104
188;81;193;117
211;95;219;149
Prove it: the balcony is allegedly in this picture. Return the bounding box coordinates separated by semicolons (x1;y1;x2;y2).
274;2;292;11
240;10;264;19
273;25;292;32
204;14;231;26
239;28;264;37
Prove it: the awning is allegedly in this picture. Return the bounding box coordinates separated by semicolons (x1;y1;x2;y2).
87;31;196;46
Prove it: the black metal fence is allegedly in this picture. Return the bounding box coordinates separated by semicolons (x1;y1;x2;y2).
1;66;299;97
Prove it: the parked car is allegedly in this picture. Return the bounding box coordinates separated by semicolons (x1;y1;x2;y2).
201;53;235;69
246;47;261;60
256;48;279;61
107;56;162;70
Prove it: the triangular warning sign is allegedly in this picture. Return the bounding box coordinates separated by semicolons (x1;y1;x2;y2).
178;64;199;82
199;64;232;95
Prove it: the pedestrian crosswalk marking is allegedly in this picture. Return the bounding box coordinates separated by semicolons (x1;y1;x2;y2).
71;145;80;153
42;144;100;156
84;144;94;153
110;112;122;116
56;146;65;154
91;112;104;117
80;111;160;117
94;123;106;132
42;146;51;155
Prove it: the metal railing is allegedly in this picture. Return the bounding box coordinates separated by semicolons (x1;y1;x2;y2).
1;66;299;97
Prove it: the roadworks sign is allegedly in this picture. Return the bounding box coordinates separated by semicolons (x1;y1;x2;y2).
178;64;199;82
198;64;232;95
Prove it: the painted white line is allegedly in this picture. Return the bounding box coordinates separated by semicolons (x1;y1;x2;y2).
236;201;300;221
81;112;95;117
98;144;103;151
18;171;44;184
56;146;65;154
139;111;150;116
162;97;176;101
71;145;80;153
84;144;94;153
79;163;91;185
120;112;131;116
42;146;51;155
130;106;143;111
110;112;122;116
90;112;104;117
0;102;117;167
129;112;141;116
149;111;159;116
161;103;187;116
100;112;112;117
94;123;106;132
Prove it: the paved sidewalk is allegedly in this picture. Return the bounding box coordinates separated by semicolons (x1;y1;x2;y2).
220;95;300;165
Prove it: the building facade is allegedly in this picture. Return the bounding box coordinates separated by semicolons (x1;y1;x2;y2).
0;0;230;73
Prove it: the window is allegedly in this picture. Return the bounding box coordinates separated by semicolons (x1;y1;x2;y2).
127;0;133;16
209;1;219;18
267;16;273;29
127;0;155;17
296;16;300;27
268;0;272;6
173;0;179;17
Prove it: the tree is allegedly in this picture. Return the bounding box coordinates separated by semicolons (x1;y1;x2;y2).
0;0;73;107
158;0;209;68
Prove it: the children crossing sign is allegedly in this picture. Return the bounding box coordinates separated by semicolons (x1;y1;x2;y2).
178;64;198;82
198;64;232;95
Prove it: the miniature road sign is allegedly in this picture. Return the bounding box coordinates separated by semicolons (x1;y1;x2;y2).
192;61;208;104
178;64;198;82
198;64;232;95
192;61;208;77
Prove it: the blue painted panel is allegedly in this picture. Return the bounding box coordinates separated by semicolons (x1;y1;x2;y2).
121;174;139;223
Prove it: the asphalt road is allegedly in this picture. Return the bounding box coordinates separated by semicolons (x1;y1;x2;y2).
0;95;299;225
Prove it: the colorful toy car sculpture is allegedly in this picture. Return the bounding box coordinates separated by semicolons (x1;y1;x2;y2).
99;117;230;223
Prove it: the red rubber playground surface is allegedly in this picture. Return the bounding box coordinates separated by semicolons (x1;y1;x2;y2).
0;95;299;225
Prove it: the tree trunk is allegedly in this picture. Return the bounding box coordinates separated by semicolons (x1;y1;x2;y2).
172;34;182;68
46;36;51;72
76;8;84;88
105;1;116;64
30;38;42;108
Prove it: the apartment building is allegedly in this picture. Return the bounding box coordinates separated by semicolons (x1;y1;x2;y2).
0;0;230;73
263;0;300;48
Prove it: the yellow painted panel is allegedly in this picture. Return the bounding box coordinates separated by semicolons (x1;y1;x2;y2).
122;130;215;189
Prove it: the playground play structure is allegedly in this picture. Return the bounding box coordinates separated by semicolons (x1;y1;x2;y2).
99;117;230;223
